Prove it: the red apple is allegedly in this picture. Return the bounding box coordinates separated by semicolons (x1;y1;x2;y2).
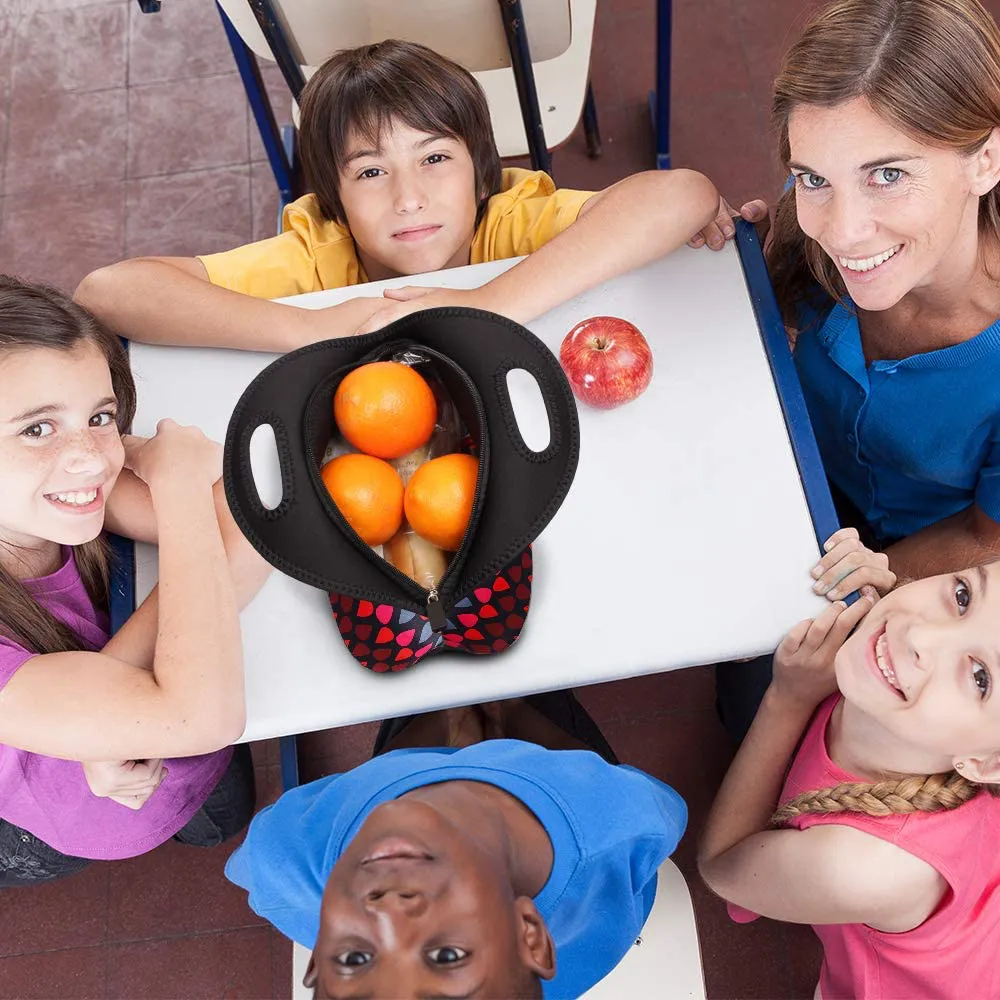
558;316;653;409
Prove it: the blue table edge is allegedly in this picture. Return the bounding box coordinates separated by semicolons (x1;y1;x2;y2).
733;219;841;551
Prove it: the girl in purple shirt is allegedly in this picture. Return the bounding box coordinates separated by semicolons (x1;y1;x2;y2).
0;276;270;884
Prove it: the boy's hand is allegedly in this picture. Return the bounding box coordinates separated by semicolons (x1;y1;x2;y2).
772;595;874;709
689;197;769;250
352;286;481;335
811;527;895;602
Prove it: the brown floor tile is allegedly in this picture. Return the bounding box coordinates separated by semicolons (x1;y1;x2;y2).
251;157;281;242
0;945;106;1000
0;861;108;957
250;737;280;768
297;721;381;778
0;180;125;292
671;89;782;206
25;0;126;11
784;921;824;999
4;87;127;195
0;20;12;187
271;926;294;1000
128;0;235;88
124;165;252;258
127;74;249;179
107;926;273;1000
577;663;718;723
12;3;127;98
248;63;295;165
106;835;263;943
254;763;284;814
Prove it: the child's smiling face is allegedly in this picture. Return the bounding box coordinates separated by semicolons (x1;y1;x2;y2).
337;120;481;282
0;342;124;561
835;561;1000;773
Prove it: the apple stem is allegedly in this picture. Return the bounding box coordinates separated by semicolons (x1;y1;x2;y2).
594;338;608;351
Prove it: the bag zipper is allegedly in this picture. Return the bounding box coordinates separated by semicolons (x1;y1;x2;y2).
317;343;490;631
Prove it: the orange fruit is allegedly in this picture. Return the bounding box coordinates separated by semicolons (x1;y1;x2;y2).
334;362;437;460
320;453;404;546
404;453;479;552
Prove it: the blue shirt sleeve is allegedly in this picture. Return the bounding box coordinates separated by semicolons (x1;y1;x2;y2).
975;431;1000;524
225;778;338;948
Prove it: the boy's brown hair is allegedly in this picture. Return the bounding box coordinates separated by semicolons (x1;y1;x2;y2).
298;39;504;225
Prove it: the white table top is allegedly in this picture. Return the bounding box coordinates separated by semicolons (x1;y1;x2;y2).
129;247;827;741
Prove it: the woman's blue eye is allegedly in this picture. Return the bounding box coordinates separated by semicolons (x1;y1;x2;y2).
335;950;372;967
797;173;828;190
972;661;991;699
872;167;903;186
955;578;971;614
22;421;53;439
427;946;467;965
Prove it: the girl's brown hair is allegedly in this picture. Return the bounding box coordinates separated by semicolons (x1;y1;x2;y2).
767;0;1000;328
298;39;504;226
773;770;1000;823
0;275;136;654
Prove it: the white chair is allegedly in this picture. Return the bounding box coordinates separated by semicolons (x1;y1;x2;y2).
214;0;599;184
289;859;706;999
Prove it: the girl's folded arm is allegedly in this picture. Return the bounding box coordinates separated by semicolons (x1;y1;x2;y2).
700;822;947;932
0;639;239;762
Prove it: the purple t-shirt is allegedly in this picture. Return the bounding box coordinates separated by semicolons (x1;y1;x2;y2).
0;551;232;860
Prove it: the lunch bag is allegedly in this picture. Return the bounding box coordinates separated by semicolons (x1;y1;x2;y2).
223;307;580;673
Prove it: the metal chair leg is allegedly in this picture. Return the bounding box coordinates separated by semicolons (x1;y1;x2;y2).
583;81;602;158
216;2;299;205
497;0;553;175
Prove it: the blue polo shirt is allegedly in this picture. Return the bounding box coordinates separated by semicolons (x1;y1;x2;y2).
225;740;687;999
794;300;1000;544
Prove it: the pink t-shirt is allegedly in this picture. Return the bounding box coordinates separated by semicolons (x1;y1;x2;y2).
731;696;1000;999
0;551;233;860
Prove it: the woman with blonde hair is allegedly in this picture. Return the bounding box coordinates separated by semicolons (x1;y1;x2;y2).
705;0;1000;739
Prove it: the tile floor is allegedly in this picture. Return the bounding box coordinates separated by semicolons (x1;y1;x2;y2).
5;0;990;996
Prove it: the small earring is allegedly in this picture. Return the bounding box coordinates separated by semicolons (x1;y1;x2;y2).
955;762;965;770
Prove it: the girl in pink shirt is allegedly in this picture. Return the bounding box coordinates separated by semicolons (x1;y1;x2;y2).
699;538;1000;999
0;276;270;884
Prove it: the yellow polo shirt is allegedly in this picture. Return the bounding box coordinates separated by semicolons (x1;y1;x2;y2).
199;168;595;299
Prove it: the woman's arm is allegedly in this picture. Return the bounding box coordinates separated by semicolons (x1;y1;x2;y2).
885;503;1000;583
74;256;388;353
0;422;257;761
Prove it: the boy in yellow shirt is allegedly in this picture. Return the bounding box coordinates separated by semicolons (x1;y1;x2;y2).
76;40;720;352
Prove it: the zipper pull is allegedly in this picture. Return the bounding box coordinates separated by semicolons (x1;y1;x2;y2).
426;588;447;632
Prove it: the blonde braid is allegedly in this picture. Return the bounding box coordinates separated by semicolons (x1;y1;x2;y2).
772;771;988;824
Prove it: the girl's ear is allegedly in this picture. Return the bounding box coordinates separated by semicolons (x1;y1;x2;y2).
954;751;1000;784
968;127;1000;197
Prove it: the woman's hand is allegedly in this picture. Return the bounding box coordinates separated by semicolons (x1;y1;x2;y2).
689;197;769;250
121;419;222;495
773;595;874;709
82;758;167;811
811;527;896;601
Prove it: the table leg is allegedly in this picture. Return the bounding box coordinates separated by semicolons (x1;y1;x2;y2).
653;0;672;169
